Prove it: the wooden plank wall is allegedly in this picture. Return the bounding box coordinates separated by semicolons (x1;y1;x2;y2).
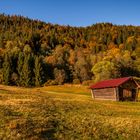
92;88;117;101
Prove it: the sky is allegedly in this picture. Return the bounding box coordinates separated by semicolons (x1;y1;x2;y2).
0;0;140;27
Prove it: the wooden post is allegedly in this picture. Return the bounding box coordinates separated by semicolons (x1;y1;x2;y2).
115;87;119;101
91;90;94;99
136;88;139;101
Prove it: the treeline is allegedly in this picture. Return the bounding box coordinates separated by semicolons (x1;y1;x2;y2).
0;14;140;86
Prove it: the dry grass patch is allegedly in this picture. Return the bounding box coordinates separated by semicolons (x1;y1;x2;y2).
0;85;140;139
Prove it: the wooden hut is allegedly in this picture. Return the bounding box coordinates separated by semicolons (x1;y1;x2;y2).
90;77;139;101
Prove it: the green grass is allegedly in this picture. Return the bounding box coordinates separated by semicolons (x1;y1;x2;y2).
0;85;140;139
41;84;90;95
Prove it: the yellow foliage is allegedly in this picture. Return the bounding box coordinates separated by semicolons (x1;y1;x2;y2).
108;42;118;49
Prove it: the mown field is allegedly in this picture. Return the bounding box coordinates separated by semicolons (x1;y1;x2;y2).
0;85;140;140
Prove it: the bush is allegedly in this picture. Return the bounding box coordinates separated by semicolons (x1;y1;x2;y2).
0;75;2;84
11;73;19;85
73;79;81;84
82;80;93;86
44;80;58;86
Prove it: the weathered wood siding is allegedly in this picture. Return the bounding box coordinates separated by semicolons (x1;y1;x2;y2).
92;88;117;101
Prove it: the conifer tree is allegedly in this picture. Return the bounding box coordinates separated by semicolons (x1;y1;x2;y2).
34;56;43;86
17;52;24;86
21;54;32;87
2;53;11;85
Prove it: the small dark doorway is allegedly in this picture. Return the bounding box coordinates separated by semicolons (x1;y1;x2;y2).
119;87;123;101
132;89;136;101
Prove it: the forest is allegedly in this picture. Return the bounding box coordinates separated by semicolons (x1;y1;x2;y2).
0;14;140;87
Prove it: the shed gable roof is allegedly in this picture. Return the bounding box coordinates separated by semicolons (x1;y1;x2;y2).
90;77;133;89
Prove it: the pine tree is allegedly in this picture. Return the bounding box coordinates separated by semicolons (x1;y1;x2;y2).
21;54;32;87
2;53;11;85
34;56;43;86
117;33;122;45
17;52;24;86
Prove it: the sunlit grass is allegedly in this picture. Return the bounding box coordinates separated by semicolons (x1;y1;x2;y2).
0;85;140;139
41;84;90;95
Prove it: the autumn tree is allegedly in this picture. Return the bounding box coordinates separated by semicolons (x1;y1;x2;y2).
54;68;66;85
91;60;118;82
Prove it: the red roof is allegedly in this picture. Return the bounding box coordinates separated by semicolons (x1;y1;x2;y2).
90;77;132;89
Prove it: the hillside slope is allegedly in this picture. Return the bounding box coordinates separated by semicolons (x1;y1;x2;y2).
1;14;140;86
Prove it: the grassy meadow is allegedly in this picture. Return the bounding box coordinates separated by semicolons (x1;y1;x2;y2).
0;85;140;139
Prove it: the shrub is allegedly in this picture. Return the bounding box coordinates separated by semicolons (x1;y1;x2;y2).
11;73;19;85
0;69;3;84
44;80;58;86
73;79;81;84
82;80;93;86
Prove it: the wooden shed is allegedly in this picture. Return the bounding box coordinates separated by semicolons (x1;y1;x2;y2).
90;77;139;101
